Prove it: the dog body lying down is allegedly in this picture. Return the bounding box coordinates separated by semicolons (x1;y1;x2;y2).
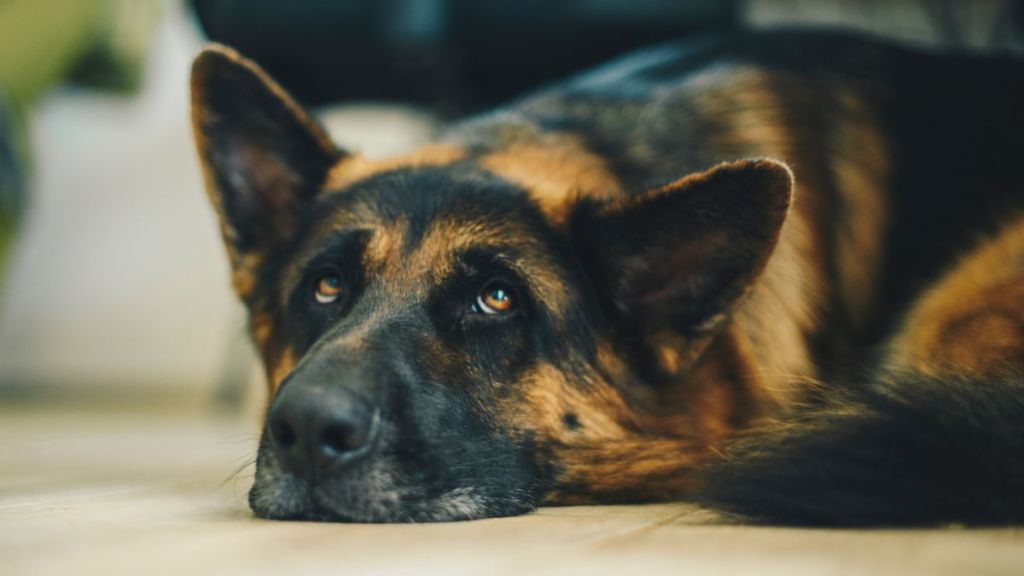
191;31;1024;525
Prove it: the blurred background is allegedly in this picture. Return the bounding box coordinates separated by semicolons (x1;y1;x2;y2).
0;0;1022;415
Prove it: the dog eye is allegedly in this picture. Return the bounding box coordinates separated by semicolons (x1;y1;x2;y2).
314;274;343;304
473;281;516;315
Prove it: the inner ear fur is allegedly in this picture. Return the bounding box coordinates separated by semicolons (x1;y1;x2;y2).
570;158;794;344
191;44;341;287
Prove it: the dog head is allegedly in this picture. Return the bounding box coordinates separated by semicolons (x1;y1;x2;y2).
191;46;793;522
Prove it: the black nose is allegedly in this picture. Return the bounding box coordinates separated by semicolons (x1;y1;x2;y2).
266;380;379;478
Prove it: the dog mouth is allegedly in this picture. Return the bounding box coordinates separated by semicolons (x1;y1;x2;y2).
249;478;492;523
247;433;537;523
247;462;517;523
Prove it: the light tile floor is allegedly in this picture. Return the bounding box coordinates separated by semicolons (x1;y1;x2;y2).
2;403;1022;576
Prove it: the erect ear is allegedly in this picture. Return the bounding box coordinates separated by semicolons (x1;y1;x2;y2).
191;44;341;295
570;159;793;347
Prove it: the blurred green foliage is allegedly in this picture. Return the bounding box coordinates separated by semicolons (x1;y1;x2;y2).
0;0;108;103
0;0;159;287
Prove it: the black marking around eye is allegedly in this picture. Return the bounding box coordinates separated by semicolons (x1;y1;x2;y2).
428;248;532;326
283;229;371;354
302;229;372;273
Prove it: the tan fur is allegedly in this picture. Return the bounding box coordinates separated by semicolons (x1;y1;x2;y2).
650;330;688;377
503;362;710;501
829;89;890;329
362;220;407;277
507;363;631;442
325;144;466;189
732;215;821;407
511;328;766;503
691;66;795;160
886;215;1024;378
249;311;295;391
230;254;261;300
269;348;297;392
551;438;706;502
478;134;622;224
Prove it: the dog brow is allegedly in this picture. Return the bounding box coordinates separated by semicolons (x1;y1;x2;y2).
279;229;372;300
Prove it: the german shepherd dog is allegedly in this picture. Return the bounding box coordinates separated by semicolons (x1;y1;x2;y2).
191;30;1024;526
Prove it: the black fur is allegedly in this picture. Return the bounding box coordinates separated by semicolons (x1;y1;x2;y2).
697;373;1024;526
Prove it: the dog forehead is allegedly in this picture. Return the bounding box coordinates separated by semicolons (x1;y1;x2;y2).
293;166;557;278
274;166;578;320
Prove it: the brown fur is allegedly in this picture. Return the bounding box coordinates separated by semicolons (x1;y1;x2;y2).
829;89;890;329
478;135;623;225
512;327;765;502
249;310;295;391
325;144;466;190
886;214;1024;378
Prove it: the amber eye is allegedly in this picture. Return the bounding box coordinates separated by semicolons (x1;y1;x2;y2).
314;274;342;304
475;281;516;315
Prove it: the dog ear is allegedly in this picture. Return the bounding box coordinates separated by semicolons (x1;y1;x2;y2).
191;44;341;290
570;159;793;342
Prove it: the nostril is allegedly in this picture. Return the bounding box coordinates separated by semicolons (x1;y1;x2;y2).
320;422;369;456
270;419;297;449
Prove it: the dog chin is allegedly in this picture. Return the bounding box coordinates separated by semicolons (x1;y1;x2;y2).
248;464;532;523
248;482;520;523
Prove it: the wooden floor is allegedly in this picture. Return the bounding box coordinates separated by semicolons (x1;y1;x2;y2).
2;402;1022;576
